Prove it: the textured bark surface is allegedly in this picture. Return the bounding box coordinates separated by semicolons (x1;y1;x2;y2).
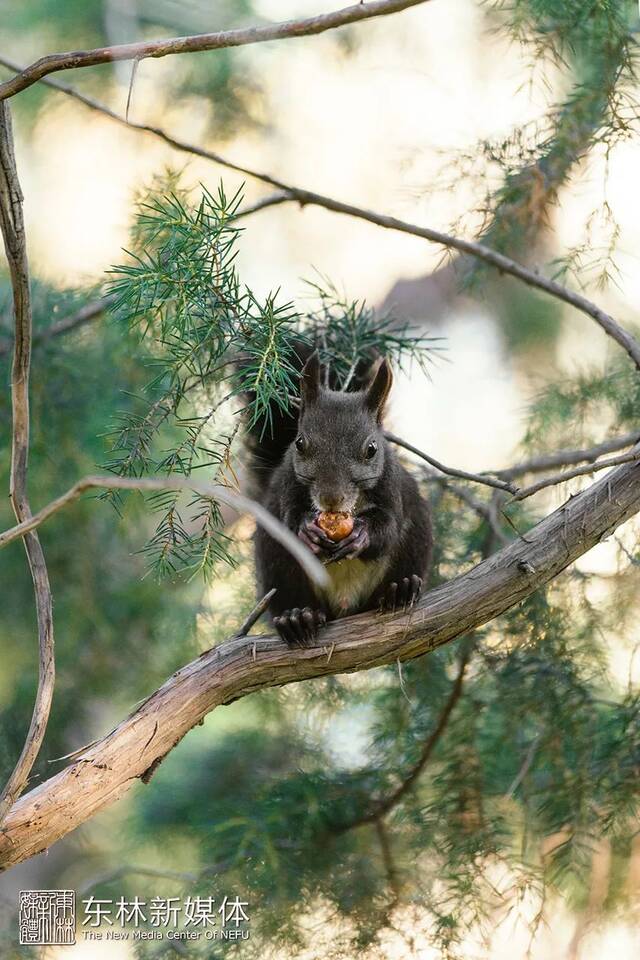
1;455;639;872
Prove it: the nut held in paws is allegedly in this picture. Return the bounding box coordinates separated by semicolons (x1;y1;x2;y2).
317;511;354;542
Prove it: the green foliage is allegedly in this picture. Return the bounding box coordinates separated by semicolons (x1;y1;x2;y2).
105;178;439;580
306;275;440;387
522;354;640;452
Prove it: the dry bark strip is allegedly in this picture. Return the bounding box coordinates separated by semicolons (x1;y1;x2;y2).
1;453;639;872
0;102;55;825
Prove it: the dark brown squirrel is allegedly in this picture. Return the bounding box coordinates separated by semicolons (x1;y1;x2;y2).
246;349;433;645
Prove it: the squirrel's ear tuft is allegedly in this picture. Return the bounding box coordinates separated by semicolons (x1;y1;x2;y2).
365;358;393;422
300;351;321;406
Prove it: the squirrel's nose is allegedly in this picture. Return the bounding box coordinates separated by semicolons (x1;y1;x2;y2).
318;492;346;512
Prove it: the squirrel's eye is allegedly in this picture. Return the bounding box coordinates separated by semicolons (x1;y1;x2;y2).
365;441;378;460
295;435;306;454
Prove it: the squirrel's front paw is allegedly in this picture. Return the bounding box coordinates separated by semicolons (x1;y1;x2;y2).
380;575;422;613
298;518;338;560
273;607;327;646
325;519;370;564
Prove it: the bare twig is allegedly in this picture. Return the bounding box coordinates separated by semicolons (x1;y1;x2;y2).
374;818;401;902
511;446;640;501
505;735;540;799
236;192;291;219
282;199;640;372
445;482;510;545
497;431;640;480
1;451;640;870
0;474;328;589
1;56;638;370
0;0;432;101
235;588;277;637
125;58;139;123
386;432;517;494
393;431;640;505
0;294;114;358
0;102;55;825
340;642;473;831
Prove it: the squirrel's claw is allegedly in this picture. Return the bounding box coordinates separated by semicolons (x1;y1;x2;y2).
274;607;327;646
381;575;422;613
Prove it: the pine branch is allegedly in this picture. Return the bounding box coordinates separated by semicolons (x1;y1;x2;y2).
103;184;439;578
1;451;639;871
0;0;432;101
0;102;54;826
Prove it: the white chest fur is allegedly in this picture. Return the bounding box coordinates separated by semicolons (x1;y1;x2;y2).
316;556;389;616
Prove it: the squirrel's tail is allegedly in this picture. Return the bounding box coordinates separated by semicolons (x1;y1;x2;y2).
241;339;314;496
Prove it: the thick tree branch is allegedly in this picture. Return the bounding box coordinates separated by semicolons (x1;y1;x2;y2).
0;0;432;101
0;474;327;589
1;453;639;871
0;102;55;825
1;56;638;371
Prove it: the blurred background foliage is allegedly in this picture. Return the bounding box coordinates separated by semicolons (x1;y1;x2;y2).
1;1;640;958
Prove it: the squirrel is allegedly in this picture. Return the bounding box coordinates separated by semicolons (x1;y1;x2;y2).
246;347;433;645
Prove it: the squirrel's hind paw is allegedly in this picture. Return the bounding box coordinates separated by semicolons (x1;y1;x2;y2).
380;575;422;613
274;607;327;646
